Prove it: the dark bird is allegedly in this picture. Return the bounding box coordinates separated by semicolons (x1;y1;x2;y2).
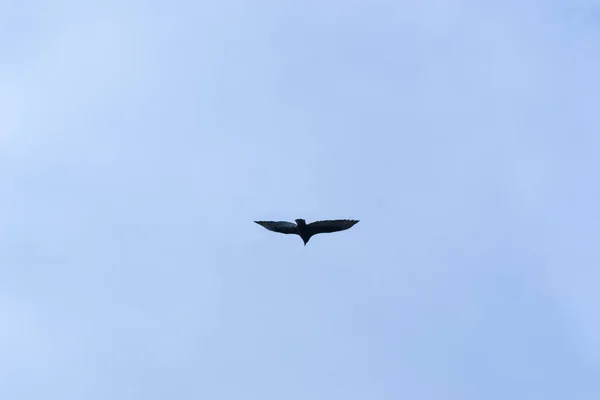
254;218;359;245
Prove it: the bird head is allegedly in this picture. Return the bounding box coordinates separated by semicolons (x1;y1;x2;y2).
295;218;306;226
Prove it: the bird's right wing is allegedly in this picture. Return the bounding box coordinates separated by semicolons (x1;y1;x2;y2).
254;221;298;234
306;219;359;235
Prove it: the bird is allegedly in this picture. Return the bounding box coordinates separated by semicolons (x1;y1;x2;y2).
254;218;359;245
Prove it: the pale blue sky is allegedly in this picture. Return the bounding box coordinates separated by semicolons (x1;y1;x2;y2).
1;1;600;399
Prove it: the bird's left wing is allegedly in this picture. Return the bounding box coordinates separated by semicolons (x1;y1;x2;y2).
306;219;359;235
254;221;298;234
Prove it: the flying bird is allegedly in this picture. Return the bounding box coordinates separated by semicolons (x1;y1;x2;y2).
254;218;359;245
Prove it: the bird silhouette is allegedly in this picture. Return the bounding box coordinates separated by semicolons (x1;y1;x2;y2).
254;218;359;245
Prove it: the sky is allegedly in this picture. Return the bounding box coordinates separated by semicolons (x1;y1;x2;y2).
1;0;600;398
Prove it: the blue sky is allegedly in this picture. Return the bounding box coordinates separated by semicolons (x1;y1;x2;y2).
1;0;600;398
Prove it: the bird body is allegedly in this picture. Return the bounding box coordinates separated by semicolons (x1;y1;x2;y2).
254;218;359;245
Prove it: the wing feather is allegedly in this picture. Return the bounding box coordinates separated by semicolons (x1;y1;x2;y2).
254;221;298;234
306;219;359;235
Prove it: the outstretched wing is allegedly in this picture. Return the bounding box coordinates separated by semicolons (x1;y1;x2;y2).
254;220;298;235
306;219;359;235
